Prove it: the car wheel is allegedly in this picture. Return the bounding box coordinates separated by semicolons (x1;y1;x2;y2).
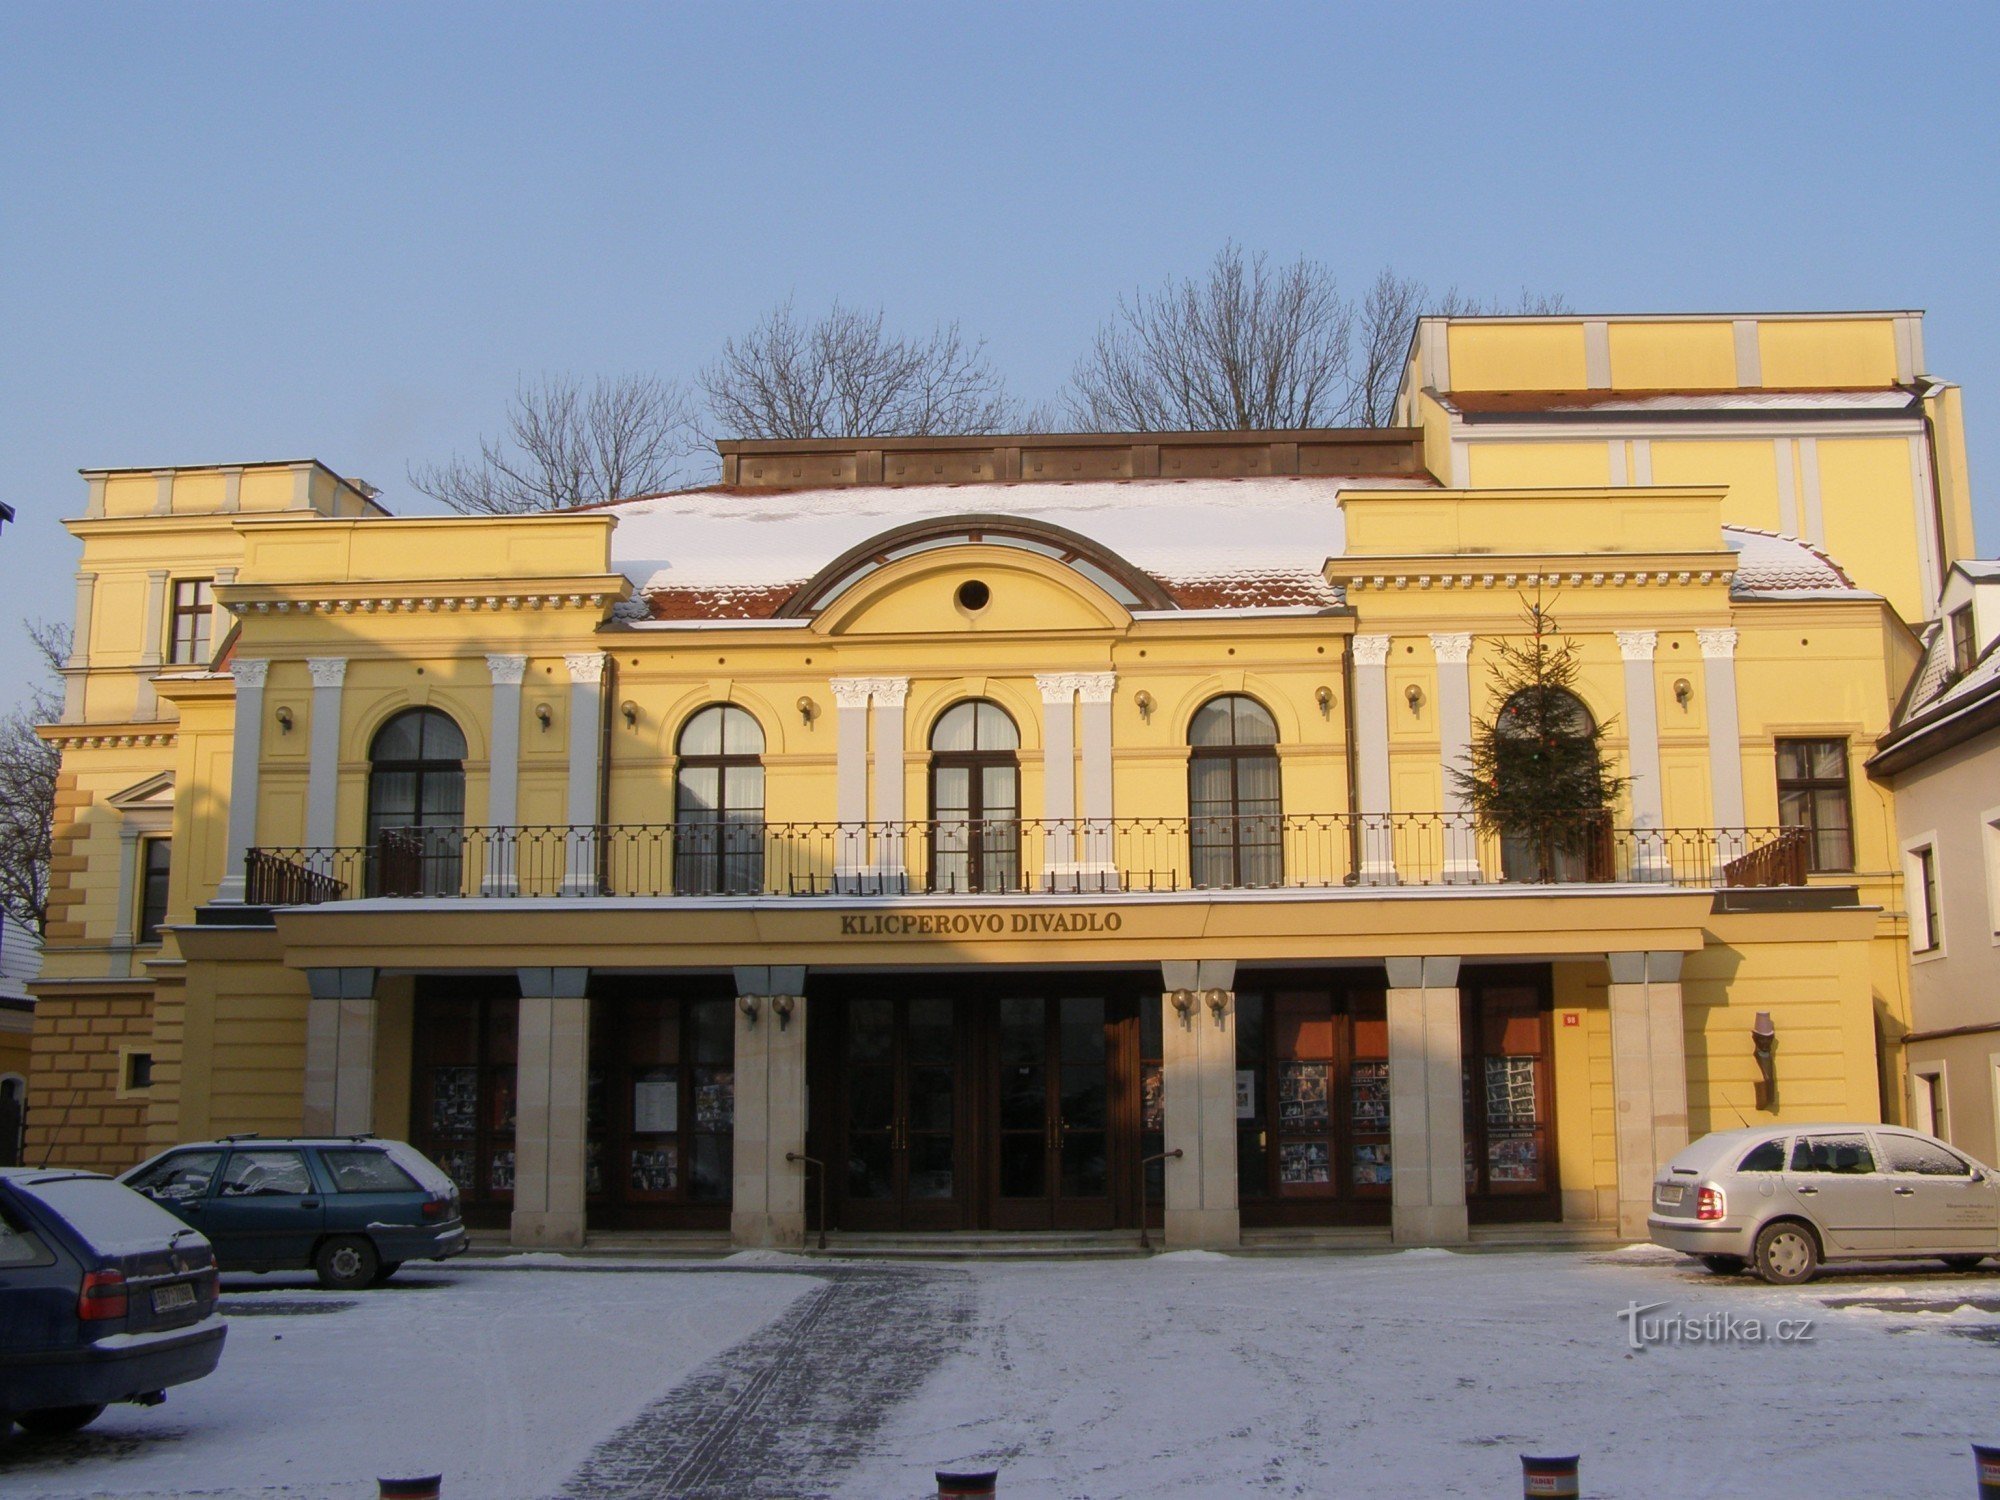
1941;1255;1989;1272
1752;1220;1820;1285
17;1404;106;1435
1700;1254;1748;1275
372;1261;402;1286
314;1235;380;1291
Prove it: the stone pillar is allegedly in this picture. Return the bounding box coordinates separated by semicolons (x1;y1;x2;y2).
136;568;168;720
1159;959;1239;1248
562;653;606;894
1698;628;1746;870
869;679;908;891
1351;635;1396;883
1607;950;1690;1240
214;657;269;903
303;968;380;1136
512;967;590;1248
62;572;95;724
304;657;346;852
831;678;872;886
1036;674;1078;882
1385;956;1468;1245
730;965;808;1248
1617;631;1668;880
1429;634;1478;882
484;655;526;894
1077;673;1117;883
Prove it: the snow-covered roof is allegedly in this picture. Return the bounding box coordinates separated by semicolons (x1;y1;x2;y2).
1720;527;1872;600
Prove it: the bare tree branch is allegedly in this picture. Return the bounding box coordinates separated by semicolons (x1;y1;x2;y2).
701;299;1020;440
408;374;703;515
0;619;67;936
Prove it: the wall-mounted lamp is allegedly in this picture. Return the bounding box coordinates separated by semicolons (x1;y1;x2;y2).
1169;988;1197;1027
770;995;795;1031
797;695;818;728
274;705;294;734
1315;685;1334;719
738;994;760;1028
620;699;640;728
1751;1011;1777;1110
535;702;553;731
1673;678;1693;711
1404;683;1425;715
1203;987;1230;1025
1134;690;1155;723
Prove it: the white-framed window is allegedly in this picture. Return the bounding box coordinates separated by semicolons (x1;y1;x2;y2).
1911;1067;1949;1141
1905;835;1944;957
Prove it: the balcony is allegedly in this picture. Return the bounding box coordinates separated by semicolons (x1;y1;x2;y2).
244;816;1811;905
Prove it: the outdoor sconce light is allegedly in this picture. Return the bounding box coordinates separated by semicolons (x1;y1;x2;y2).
274;705;294;734
1751;1011;1777;1109
620;699;639;728
1203;988;1229;1024
1315;685;1334;719
1674;678;1693;710
1135;690;1155;723
738;995;760;1028
770;995;795;1031
797;695;817;727
1404;683;1424;715
1169;988;1197;1027
535;702;553;731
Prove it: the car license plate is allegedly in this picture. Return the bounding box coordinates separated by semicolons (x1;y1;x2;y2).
152;1281;196;1314
1654;1183;1684;1207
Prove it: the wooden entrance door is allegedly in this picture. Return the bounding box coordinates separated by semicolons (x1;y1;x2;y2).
989;993;1116;1231
833;995;967;1231
1462;966;1560;1223
409;978;518;1229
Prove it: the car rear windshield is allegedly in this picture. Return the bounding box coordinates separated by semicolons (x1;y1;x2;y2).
13;1175;192;1256
322;1149;419;1193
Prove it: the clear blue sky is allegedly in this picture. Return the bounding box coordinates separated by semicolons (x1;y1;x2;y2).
4;4;1996;712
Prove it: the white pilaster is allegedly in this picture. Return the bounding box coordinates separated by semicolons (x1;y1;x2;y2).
869;678;909;890
1799;437;1825;545
1077;673;1117;882
1385;956;1467;1245
562;653;606;894
137;568;168;720
214;658;269;903
830;679;872;884
62;572;95;724
1698;629;1746;852
305;658;347;851
1617;631;1667;880
1036;674;1079;881
1429;634;1477;882
1351;635;1395;883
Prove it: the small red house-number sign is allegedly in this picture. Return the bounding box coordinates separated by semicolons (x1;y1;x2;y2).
1561;1012;1580;1028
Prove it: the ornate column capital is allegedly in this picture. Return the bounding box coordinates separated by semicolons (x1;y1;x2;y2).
829;676;907;708
867;677;909;708
1615;630;1658;662
486;653;527;685
1696;628;1739;661
1351;635;1392;668
829;677;874;711
1074;672;1117;704
1429;633;1472;666
306;656;348;688
1036;671;1117;703
564;651;607;684
230;658;269;689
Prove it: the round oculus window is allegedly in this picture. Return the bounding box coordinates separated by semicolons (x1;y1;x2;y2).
956;579;991;612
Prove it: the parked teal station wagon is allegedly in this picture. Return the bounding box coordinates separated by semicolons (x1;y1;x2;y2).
120;1136;468;1289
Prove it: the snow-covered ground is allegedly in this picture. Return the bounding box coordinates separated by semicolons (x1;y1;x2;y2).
5;1246;1997;1499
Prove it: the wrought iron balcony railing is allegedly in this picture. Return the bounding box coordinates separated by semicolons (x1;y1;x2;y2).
243;816;1811;906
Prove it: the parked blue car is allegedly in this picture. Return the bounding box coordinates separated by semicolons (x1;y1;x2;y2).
0;1165;226;1437
120;1136;467;1290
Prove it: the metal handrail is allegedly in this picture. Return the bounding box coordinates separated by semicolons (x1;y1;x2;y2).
1138;1147;1183;1252
785;1150;828;1250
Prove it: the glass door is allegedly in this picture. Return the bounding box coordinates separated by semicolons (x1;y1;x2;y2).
835;996;965;1231
991;994;1114;1230
409;981;517;1228
1462;969;1559;1223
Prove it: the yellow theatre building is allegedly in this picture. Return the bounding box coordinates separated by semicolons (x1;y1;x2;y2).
25;310;1974;1252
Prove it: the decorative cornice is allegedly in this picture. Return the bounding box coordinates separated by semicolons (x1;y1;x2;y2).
1429;633;1472;666
1036;672;1118;703
1350;635;1392;668
564;651;608;684
1615;630;1658;662
230;658;269;689
43;730;178;751
1340;567;1730;592
232;591;619;616
486;654;528;686
1697;627;1739;660
306;657;348;688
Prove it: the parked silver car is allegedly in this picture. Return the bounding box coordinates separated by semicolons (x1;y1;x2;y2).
1648;1124;2000;1283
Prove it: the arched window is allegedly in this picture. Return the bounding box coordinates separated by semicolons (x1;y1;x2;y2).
368;708;467;895
674;705;765;895
1494;687;1605;882
1188;694;1282;888
929;700;1020;893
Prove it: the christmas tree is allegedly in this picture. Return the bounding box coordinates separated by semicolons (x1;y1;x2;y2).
1449;593;1627;881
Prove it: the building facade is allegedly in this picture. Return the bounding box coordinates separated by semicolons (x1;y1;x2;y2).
27;311;1962;1250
